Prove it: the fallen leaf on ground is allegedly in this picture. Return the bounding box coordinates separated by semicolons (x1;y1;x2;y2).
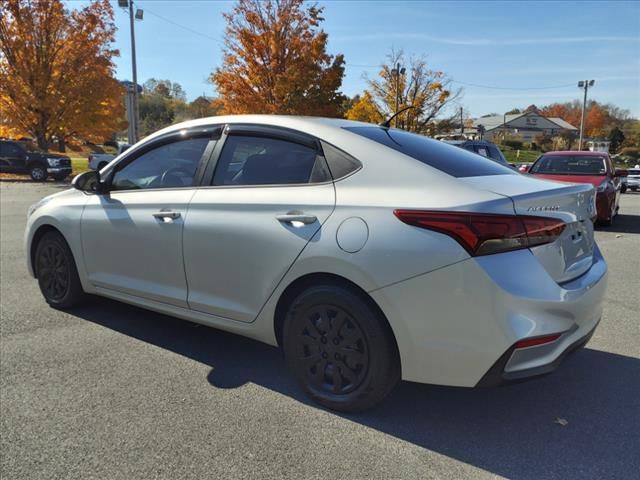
554;417;569;426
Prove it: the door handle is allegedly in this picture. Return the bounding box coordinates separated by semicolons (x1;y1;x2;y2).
152;210;181;220
276;211;317;226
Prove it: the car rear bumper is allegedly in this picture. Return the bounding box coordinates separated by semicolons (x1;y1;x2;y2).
370;245;607;387
47;167;72;175
476;318;598;386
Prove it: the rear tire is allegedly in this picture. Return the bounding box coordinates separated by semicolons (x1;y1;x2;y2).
52;174;68;181
282;284;400;412
35;231;86;309
30;164;47;182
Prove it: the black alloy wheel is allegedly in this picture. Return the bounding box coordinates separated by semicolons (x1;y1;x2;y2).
283;284;400;412
35;231;85;308
297;304;369;395
37;241;70;301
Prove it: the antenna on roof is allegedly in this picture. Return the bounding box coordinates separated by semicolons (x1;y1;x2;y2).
379;105;417;128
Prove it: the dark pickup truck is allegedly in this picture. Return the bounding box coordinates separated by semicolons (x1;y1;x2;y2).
0;140;72;181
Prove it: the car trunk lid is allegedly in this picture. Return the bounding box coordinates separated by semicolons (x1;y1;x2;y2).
460;174;596;283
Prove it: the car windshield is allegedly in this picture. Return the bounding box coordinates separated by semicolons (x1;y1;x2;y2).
343;126;514;178
20;141;45;153
628;169;640;176
530;155;607;175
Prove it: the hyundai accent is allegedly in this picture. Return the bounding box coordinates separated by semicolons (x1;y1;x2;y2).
25;116;607;411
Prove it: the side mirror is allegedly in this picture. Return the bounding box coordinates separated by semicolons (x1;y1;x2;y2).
614;169;628;177
72;170;105;193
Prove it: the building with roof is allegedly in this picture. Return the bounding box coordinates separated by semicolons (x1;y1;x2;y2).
438;111;578;143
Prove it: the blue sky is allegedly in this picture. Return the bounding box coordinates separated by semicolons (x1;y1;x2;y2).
70;0;640;118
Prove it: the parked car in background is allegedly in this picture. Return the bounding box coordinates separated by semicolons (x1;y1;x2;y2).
88;143;130;171
622;166;640;193
527;151;626;225
518;162;533;173
0;140;72;181
442;139;514;168
25;116;608;412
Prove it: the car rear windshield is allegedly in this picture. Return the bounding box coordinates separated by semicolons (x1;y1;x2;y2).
342;126;514;178
531;155;607;175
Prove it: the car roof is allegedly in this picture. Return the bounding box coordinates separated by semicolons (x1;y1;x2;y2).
542;150;608;157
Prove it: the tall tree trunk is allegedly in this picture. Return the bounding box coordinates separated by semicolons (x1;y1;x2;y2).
35;131;48;151
57;137;66;152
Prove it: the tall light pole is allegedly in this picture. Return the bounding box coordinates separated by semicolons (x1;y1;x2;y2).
391;63;406;127
578;80;595;151
119;0;143;144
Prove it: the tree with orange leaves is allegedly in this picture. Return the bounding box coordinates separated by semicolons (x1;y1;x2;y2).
211;0;346;117
0;0;124;150
348;49;460;132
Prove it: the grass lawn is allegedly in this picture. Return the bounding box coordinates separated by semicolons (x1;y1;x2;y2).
502;149;541;164
70;157;89;175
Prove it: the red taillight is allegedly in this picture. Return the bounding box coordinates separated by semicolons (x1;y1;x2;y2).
514;333;562;349
393;210;566;256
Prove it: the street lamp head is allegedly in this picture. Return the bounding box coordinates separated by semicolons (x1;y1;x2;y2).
117;0;129;7
135;8;144;20
391;68;398;75
578;81;585;88
589;80;595;87
400;67;406;75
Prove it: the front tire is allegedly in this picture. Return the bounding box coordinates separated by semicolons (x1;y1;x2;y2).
30;164;48;182
35;231;85;309
282;284;400;412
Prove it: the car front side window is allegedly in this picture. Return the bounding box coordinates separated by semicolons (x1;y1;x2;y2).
111;137;209;191
212;134;329;186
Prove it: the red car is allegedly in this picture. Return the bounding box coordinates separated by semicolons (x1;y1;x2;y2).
527;151;627;225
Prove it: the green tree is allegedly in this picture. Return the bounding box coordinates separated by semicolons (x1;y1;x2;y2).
139;93;174;137
607;126;625;154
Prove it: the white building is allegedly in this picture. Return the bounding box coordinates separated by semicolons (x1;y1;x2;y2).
471;112;578;143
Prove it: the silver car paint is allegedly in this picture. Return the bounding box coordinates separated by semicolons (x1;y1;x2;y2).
25;115;608;387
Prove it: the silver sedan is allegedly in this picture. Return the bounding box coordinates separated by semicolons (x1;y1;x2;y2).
25;116;607;411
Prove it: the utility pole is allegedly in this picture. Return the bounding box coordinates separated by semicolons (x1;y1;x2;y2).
391;63;405;127
128;0;139;143
460;107;464;135
578;80;595;150
503;113;506;142
119;0;143;144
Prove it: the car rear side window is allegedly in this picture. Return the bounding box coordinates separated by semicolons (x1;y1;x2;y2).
343;126;514;177
212;135;330;186
320;141;361;180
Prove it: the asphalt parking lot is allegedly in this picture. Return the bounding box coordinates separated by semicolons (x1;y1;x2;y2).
1;181;639;480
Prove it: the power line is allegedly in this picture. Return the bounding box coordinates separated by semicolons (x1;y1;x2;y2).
127;14;581;93
450;80;576;90
141;7;225;46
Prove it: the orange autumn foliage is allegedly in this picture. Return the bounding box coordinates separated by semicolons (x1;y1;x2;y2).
0;0;124;149
211;0;345;117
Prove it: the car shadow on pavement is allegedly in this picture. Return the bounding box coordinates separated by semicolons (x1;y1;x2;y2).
598;213;640;234
72;297;640;480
